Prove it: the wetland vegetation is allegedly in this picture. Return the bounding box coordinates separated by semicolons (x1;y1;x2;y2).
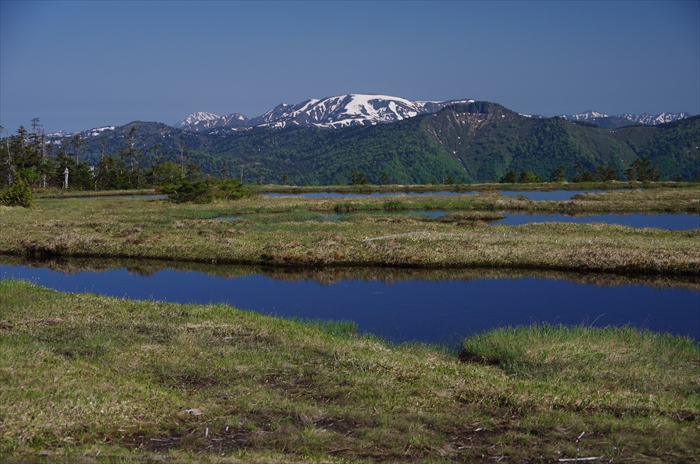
1;279;699;462
1;186;699;275
1;184;699;462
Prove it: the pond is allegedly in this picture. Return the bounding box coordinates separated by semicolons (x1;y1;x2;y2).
494;213;699;229
263;190;612;200
212;210;697;230
66;194;168;201
2;259;698;345
407;211;699;230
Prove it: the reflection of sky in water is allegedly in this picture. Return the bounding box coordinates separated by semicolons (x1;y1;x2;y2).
264;191;477;198
366;211;698;230
2;265;698;345
263;190;615;200
73;194;168;200
495;213;699;230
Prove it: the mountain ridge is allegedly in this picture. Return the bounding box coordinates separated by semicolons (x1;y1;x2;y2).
41;101;699;185
176;94;477;131
560;110;690;129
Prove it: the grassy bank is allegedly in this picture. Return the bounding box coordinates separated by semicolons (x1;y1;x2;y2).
1;279;698;462
1;190;698;275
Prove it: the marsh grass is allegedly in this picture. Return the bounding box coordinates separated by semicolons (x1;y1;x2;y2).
0;280;698;462
1;190;698;274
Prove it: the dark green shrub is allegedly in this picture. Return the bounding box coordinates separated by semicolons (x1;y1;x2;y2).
383;200;406;211
334;202;356;213
500;171;518;183
168;180;213;204
2;177;33;208
214;178;251;200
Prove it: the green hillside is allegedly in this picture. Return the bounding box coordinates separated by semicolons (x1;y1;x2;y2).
4;103;698;188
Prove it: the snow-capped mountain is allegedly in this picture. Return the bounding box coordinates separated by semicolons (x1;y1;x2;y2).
175;112;248;132
618;112;691;125
248;95;475;128
561;110;689;125
177;94;475;131
562;110;609;121
45;126;116;146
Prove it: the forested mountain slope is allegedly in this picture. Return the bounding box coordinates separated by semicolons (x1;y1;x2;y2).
67;103;700;185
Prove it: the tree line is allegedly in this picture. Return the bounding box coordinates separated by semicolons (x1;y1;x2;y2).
0;121;210;191
499;158;663;184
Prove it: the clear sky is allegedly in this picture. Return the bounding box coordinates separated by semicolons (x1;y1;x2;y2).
1;1;698;133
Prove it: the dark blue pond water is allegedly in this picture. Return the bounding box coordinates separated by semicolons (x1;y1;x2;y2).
263;190;614;200
263;191;477;198
211;212;697;230
495;213;699;230
2;264;697;344
71;194;168;201
400;211;699;230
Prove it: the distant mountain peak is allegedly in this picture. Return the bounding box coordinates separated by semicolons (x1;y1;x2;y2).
176;111;220;128
176;94;476;131
176;111;248;132
561;110;689;127
562;110;609;120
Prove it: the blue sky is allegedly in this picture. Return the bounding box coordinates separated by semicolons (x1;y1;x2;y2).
1;1;698;133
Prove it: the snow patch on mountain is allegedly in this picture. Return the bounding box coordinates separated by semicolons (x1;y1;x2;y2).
618;112;691;125
246;94;475;129
176;112;248;132
561;110;609;120
174;96;482;131
562;110;689;125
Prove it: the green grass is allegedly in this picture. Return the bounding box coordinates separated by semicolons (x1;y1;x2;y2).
1;189;698;275
0;279;698;462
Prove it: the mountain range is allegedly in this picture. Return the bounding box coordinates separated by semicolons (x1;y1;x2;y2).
42;97;698;185
168;94;690;133
174;94;476;131
559;110;691;129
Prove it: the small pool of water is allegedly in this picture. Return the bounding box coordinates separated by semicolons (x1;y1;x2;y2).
263;190;620;200
69;194;168;201
368;211;697;230
495;213;699;230
212;210;698;230
263;191;478;198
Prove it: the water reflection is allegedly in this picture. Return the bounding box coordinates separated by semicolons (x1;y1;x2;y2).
64;194;168;201
495;213;699;230
348;211;697;230
2;256;698;344
263;190;616;200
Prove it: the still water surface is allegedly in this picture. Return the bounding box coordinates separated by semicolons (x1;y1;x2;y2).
263;190;609;200
495;213;699;229
2;261;697;344
215;211;698;230
407;211;699;230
